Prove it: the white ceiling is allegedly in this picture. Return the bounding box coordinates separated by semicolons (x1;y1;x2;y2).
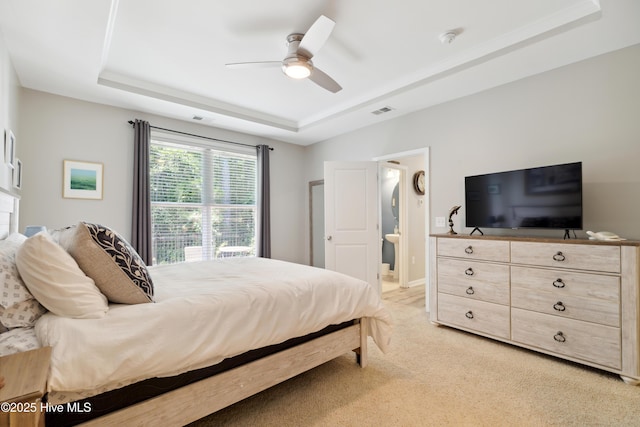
1;0;639;145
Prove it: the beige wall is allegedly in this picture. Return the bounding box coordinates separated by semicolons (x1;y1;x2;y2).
16;90;308;264
5;41;640;270
304;43;640;241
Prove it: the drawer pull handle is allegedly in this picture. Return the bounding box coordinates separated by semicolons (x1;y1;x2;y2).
553;301;566;312
554;331;566;343
466;286;475;295
465;268;474;276
553;251;566;262
465;246;473;254
465;311;474;319
553;278;565;288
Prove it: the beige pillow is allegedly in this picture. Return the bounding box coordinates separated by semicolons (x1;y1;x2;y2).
66;222;154;304
16;232;109;319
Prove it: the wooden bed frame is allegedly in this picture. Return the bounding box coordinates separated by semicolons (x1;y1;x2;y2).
78;319;368;426
0;191;371;426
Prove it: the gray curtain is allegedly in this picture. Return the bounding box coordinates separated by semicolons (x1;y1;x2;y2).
256;145;271;258
132;119;153;265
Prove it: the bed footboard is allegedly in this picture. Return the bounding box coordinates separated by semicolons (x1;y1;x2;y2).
77;319;368;426
355;317;368;367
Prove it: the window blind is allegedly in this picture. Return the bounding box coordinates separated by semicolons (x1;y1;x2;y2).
150;139;257;264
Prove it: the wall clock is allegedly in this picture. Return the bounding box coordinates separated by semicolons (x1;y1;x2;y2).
413;170;425;195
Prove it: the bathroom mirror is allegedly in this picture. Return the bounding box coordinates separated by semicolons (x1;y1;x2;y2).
391;183;399;220
309;180;325;267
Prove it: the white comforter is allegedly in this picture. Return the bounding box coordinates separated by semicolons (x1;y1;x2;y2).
36;258;392;401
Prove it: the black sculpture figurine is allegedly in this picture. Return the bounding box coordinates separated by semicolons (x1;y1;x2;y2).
447;205;462;235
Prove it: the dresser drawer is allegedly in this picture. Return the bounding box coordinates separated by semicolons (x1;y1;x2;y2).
511;242;620;273
511;266;620;327
437;238;510;262
437;293;510;339
512;308;621;369
438;258;510;304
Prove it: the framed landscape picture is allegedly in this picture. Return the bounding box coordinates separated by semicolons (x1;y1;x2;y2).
63;160;103;199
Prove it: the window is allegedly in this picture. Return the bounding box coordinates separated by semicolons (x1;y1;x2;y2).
150;136;257;264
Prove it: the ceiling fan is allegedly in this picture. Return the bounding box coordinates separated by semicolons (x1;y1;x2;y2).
226;15;342;93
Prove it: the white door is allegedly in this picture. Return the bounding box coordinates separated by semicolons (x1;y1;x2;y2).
324;161;379;291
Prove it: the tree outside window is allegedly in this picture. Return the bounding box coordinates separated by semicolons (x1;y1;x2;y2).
150;140;256;264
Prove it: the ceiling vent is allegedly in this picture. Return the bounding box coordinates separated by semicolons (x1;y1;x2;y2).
371;106;394;115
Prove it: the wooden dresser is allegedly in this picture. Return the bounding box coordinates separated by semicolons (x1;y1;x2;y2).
429;234;640;384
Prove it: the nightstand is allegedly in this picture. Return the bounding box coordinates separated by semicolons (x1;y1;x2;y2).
0;347;51;427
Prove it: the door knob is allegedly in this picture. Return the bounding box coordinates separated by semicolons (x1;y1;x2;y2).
327;235;332;241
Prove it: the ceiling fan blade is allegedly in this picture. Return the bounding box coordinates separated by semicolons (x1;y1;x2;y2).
309;67;342;93
297;15;335;59
225;61;281;69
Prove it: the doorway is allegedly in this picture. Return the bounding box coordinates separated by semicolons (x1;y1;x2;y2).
375;149;429;301
309;180;324;267
318;147;430;307
380;162;406;291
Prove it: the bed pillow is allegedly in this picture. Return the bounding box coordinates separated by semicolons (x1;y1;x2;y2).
49;224;77;249
0;327;41;357
16;232;109;318
66;222;154;304
0;233;30;309
0;233;47;329
0;299;47;329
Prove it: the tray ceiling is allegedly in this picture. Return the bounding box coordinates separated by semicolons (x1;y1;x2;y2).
1;0;639;145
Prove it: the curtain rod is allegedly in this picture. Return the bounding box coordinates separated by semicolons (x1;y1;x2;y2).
128;120;273;151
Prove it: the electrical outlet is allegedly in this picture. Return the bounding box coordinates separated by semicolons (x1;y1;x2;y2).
411;256;415;264
436;216;446;227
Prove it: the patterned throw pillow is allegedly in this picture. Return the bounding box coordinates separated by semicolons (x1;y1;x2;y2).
0;233;30;309
0;233;47;329
66;222;154;304
0;299;47;328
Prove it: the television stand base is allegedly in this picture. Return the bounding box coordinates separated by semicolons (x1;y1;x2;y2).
563;229;575;240
470;227;484;236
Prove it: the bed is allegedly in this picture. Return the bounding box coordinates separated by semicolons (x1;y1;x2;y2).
0;191;392;426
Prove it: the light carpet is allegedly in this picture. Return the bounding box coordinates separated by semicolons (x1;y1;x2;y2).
189;291;640;426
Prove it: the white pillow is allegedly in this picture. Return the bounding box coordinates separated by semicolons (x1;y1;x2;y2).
48;225;77;249
16;232;109;319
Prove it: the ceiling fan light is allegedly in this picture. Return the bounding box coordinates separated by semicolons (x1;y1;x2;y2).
283;60;312;79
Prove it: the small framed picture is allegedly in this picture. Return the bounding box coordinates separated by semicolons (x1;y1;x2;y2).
63;160;103;200
13;158;22;189
1;130;6;164
5;130;15;169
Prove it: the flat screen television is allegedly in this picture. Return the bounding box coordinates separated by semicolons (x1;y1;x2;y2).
465;162;582;231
